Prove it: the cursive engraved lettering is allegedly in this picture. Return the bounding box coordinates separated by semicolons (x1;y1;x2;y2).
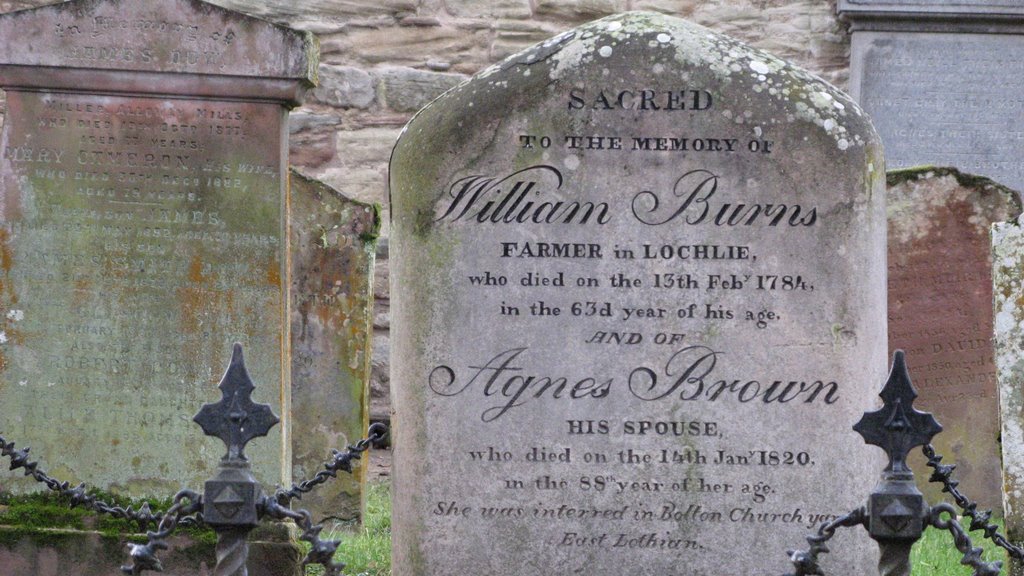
429;347;612;422
631;169;817;227
628;346;839;404
435;165;610;225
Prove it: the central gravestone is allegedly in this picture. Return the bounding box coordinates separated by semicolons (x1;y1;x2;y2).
390;12;886;576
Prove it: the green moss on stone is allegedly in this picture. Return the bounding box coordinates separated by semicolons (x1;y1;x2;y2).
888;165;1010;191
359;203;383;243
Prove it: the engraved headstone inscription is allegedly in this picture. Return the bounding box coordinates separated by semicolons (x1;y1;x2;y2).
888;168;1021;512
390;12;886;575
841;1;1024;191
0;0;316;494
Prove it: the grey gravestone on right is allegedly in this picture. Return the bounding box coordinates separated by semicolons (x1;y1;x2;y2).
842;1;1024;190
391;12;885;576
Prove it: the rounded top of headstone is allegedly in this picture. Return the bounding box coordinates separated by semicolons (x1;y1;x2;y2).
396;11;877;162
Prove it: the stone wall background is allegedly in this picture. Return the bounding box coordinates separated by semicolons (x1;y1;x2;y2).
0;0;851;423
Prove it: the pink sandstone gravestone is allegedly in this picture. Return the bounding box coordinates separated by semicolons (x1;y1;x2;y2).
887;167;1020;513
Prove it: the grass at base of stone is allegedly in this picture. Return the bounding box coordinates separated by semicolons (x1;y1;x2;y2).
304;481;391;576
911;517;1010;575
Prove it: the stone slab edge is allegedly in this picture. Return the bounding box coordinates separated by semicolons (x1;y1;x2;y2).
888;166;1024;211
0;0;319;104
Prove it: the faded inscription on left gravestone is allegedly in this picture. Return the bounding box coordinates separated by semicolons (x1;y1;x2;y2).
0;0;315;495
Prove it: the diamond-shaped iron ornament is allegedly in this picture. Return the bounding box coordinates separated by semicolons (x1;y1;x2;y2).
193;343;280;462
854;350;942;474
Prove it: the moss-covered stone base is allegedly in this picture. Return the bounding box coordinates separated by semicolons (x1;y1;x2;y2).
0;508;302;576
0;526;302;576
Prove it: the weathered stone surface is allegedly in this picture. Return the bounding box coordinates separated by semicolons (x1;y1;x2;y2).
208;0;418;21
492;20;568;61
319;127;402;223
887;167;1021;512
0;0;312;496
369;333;390;421
0;0;316;84
390;12;884;576
850;32;1024;191
376;67;466;113
331;26;491;73
0;521;298;576
0;2;860;509
534;0;627;20
312;64;376;109
632;0;700;14
446;0;532;20
839;0;1024;18
289;111;343;134
996;216;1024;548
290;169;378;521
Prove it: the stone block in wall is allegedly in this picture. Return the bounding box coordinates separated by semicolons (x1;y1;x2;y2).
316;127;402;224
312;64;376;109
631;0;700;14
289;111;343;134
492;20;567;60
690;0;848;88
324;26;490;73
376;66;466;112
208;0;417;22
534;0;627;20
289;112;343;170
446;0;532;19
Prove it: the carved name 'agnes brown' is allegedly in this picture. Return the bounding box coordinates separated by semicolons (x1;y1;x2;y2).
428;346;840;422
435;166;818;228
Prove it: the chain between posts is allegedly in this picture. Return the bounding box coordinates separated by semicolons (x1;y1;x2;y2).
274;422;387;507
923;444;1024;561
0;433;202;531
927;502;1003;576
121;489;203;575
3;345;386;575
783;507;867;576
116;426;387;575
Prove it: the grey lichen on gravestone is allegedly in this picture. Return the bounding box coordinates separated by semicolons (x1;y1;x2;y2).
0;0;315;497
995;215;1024;551
390;11;885;576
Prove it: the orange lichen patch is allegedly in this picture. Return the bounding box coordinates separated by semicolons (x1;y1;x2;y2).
266;259;281;287
0;229;13;273
188;255;205;284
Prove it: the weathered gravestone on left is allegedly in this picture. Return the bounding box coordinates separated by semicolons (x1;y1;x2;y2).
0;0;314;515
391;12;886;576
289;169;379;521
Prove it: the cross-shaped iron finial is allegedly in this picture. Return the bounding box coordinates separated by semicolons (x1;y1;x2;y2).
853;350;942;474
193;343;280;462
